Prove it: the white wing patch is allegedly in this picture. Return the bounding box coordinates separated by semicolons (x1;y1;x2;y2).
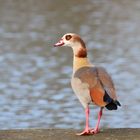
71;77;92;108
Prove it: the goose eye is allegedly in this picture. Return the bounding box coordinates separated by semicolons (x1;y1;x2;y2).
65;35;72;40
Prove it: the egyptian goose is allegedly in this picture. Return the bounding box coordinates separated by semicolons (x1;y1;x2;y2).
54;33;121;135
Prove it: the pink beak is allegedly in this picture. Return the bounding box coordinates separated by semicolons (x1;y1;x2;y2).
54;39;64;47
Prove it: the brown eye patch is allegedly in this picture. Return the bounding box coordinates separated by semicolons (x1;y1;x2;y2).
65;35;72;40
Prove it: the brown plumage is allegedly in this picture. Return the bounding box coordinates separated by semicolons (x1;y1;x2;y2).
75;47;87;58
54;33;121;135
74;66;118;107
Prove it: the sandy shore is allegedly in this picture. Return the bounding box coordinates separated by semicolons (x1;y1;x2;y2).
0;128;139;140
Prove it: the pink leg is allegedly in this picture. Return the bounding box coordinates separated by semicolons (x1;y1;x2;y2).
76;106;91;135
90;107;103;134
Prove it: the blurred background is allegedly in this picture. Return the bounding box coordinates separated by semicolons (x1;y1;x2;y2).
0;0;140;129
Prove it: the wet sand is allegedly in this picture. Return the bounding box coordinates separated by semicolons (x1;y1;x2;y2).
0;128;139;140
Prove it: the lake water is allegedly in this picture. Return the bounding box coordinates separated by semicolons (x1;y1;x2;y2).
0;0;140;129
